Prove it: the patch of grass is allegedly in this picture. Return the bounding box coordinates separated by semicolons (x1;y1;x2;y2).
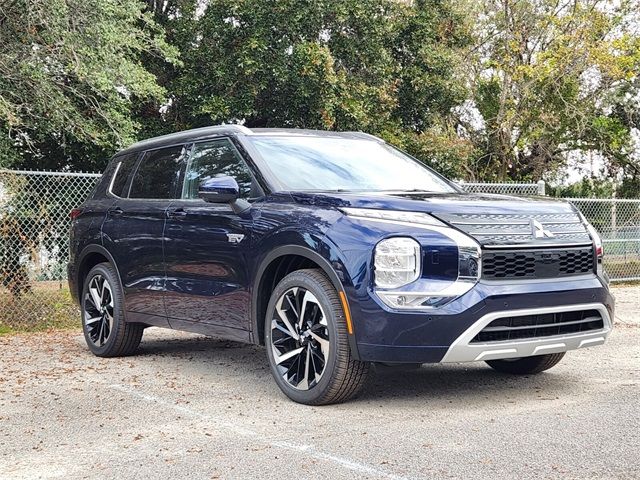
0;281;79;335
0;324;13;336
611;280;640;287
604;257;640;281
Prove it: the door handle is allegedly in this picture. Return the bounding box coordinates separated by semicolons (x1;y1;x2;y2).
107;207;123;216
166;207;187;218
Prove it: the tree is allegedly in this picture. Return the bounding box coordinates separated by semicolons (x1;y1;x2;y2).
167;0;405;132
144;0;473;178
389;0;475;178
0;0;178;171
459;0;640;184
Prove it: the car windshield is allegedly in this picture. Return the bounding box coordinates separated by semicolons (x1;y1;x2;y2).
248;135;456;193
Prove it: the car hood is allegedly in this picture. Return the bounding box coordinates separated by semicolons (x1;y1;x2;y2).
289;191;592;247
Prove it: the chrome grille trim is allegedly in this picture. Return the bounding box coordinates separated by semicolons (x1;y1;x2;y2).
434;212;591;246
483;242;593;250
442;213;580;221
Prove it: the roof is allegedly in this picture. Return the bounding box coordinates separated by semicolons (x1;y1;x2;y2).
116;125;383;156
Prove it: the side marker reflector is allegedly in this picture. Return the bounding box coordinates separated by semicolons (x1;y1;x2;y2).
339;291;354;335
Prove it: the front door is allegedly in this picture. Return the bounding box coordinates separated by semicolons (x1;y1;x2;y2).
163;138;260;336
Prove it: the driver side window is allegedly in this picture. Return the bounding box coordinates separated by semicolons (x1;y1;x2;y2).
183;138;257;200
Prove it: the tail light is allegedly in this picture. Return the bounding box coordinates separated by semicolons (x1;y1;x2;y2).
70;208;83;220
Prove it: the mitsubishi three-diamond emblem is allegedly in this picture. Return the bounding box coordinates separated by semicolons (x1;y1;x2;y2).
530;219;554;239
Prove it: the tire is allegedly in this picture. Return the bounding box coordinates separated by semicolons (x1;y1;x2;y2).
485;352;565;375
81;262;143;357
265;269;370;405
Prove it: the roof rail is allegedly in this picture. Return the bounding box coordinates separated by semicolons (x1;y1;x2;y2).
124;124;253;152
343;131;384;143
216;124;253;135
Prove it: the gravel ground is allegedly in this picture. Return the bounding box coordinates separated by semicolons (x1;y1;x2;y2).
0;286;638;480
611;285;639;327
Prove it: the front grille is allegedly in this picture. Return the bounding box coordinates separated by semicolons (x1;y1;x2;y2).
482;247;594;279
434;212;591;246
471;309;604;343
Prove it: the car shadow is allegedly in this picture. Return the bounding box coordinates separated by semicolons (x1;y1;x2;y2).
134;332;575;405
359;363;571;404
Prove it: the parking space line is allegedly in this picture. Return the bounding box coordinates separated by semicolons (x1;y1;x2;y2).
107;383;414;480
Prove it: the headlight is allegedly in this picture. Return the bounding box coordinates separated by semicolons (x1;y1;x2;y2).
585;222;603;258
584;220;605;279
341;207;482;310
340;207;445;227
577;211;605;279
374;237;421;288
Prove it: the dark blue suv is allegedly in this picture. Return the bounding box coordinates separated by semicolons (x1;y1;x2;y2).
68;125;614;405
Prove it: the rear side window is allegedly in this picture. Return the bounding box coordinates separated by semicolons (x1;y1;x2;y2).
110;153;139;197
183;139;255;199
129;146;186;199
91;159;119;198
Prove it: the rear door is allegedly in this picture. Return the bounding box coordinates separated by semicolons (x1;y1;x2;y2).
162;138;260;337
101;145;187;325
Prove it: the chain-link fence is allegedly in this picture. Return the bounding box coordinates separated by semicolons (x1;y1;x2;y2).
0;170;101;330
0;170;638;330
563;198;640;282
459;181;545;196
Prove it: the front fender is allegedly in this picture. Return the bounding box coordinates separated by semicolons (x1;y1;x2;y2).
249;218;361;358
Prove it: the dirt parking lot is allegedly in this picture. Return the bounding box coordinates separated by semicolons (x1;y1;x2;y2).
1;286;638;480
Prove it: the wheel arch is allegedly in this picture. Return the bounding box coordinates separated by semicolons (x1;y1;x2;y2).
251;245;357;355
76;244;122;303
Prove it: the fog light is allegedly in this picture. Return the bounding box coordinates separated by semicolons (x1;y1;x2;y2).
377;292;457;309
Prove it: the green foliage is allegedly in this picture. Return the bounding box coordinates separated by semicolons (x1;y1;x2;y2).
394;0;470;132
548;177;616;198
149;0;473;177
461;0;640;184
617;175;640;199
0;0;178;171
1;0;637;188
170;0;398;131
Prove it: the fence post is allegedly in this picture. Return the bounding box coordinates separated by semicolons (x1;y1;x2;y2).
537;180;546;196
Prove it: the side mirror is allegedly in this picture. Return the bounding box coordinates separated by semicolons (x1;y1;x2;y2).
198;176;239;203
197;176;250;214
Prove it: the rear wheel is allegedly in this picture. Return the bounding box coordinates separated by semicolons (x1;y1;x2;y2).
485;353;565;375
81;263;143;357
265;269;370;405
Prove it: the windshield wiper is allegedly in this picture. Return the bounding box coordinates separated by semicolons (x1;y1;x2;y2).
376;189;434;193
296;189;370;193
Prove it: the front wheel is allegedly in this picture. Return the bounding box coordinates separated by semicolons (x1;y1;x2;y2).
485;352;565;375
265;269;370;405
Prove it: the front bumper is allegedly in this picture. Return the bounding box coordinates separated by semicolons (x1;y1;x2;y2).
350;275;615;364
440;302;611;363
